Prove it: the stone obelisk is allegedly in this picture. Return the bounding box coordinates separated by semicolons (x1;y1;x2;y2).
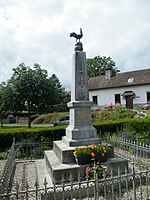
63;29;100;147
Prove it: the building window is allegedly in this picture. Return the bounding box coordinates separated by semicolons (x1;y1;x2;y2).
147;92;150;102
92;96;98;104
115;94;121;104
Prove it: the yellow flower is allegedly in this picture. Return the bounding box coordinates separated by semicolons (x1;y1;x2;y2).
88;144;95;149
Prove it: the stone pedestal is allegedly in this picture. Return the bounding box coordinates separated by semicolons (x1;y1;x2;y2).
62;50;100;147
63;101;100;146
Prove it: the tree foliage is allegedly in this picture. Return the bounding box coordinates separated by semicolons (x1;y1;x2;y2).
1;63;67;127
86;55;120;78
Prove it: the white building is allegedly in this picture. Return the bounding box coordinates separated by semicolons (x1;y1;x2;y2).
88;68;150;109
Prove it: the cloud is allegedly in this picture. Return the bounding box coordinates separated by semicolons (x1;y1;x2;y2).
0;0;150;90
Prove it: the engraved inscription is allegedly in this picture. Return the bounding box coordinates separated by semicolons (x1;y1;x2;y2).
75;109;91;126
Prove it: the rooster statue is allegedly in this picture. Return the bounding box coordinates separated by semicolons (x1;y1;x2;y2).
70;28;83;42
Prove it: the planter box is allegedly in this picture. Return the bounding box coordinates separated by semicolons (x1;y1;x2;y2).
75;155;91;165
75;154;107;165
95;154;107;162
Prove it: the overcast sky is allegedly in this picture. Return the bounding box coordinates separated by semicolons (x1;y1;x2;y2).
0;0;150;90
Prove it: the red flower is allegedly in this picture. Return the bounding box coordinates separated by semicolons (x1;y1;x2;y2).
8;114;14;119
85;166;91;174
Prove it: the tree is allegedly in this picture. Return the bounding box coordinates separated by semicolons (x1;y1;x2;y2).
86;55;120;78
0;84;4;127
2;63;67;128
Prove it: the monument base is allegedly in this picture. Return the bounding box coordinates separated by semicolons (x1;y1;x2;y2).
36;142;128;183
36;140;128;199
62;135;101;147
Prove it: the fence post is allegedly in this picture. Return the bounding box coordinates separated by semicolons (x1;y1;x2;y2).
69;172;74;200
125;166;129;199
35;177;39;200
132;161;137;200
118;167;122;200
43;177;48;200
111;168;114;200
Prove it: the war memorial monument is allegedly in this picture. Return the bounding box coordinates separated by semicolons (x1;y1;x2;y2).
36;29;128;199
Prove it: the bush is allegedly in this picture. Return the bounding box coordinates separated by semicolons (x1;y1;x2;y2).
0;126;66;150
92;107;136;122
0;150;8;159
94;117;150;143
1;117;150;150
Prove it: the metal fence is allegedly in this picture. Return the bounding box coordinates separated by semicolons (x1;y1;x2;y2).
15;141;53;160
0;137;150;200
0;139;15;194
107;136;150;168
0;164;149;200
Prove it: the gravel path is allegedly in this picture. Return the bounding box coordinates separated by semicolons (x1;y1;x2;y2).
12;161;150;200
0;159;6;177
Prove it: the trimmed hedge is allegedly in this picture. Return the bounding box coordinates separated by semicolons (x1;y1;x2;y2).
94;117;150;135
94;117;150;143
1;117;150;150
0;127;66;150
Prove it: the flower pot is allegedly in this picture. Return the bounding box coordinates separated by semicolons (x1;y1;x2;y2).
95;154;107;162
75;155;91;165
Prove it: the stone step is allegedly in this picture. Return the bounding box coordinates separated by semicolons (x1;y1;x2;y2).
44;150;87;183
44;149;128;183
35;159;53;188
53;141;75;164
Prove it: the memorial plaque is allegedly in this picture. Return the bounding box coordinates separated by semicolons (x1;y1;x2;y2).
75;109;91;126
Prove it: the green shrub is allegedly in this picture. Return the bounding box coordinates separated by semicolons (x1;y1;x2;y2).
0;151;8;159
94;117;150;143
1;117;150;150
92;107;136;122
0;126;66;150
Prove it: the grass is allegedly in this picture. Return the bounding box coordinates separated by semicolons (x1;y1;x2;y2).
32;112;69;124
31;107;137;125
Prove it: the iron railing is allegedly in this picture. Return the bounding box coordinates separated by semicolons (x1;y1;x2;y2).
15;141;53;160
0;138;15;194
107;136;150;168
0;137;150;199
0;164;149;200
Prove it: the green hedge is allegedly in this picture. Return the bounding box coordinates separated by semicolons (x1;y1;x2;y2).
0;127;66;150
94;117;150;142
1;117;150;150
95;117;150;133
